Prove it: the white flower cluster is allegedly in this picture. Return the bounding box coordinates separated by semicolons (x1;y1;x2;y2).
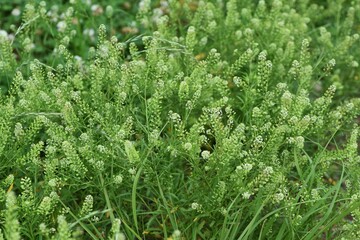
201;150;211;159
191;202;203;212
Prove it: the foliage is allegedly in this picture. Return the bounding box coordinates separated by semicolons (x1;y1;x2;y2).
0;0;360;239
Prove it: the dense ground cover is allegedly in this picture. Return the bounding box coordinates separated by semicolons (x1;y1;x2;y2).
1;0;360;239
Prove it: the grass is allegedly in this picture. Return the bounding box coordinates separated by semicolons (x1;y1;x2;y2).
0;0;360;239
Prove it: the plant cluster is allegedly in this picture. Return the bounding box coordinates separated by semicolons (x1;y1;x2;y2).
0;0;360;239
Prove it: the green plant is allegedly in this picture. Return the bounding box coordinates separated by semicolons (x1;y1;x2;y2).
0;0;360;239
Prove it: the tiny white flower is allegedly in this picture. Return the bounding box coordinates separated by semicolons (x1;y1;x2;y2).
242;192;251;199
243;163;253;171
114;174;123;185
99;44;109;58
263;166;274;175
88;28;95;37
274;193;284;202
39;223;47;233
201;150;211;159
57;21;67;32
91;4;103;15
48;178;57;187
64;7;73;17
7;34;14;41
258;51;267;61
25;4;35;13
11;8;21;17
0;30;8;39
235;165;242;172
50;191;59;200
128;168;136;175
139;0;151;12
79;133;89;142
311;189;320;199
191;202;200;210
83;0;91;6
172;230;181;237
328;58;336;67
220;207;227;216
183;142;192;151
295;136;304;149
199;36;208;46
160;1;169;8
91;4;99;12
73;56;82;63
244;28;253;37
14;123;24;138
